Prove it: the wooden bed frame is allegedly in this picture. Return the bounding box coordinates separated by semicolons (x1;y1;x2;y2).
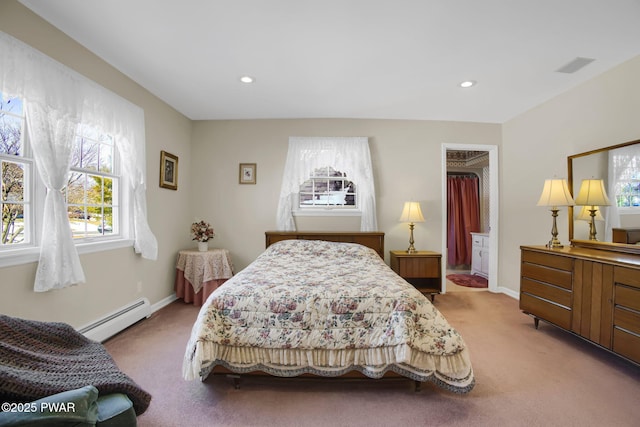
209;231;425;388
265;231;385;258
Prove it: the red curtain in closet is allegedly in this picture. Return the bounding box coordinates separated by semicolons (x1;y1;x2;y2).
447;176;480;266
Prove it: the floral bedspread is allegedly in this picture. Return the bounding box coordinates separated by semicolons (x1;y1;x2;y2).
183;239;474;393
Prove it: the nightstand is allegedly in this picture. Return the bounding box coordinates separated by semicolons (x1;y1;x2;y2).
390;250;442;301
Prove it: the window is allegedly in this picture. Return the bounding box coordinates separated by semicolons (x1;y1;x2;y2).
299;166;356;208
612;155;640;209
1;93;123;252
0;92;30;248
66;126;119;239
277;136;377;231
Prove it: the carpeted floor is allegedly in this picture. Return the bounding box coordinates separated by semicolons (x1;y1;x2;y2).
104;292;640;427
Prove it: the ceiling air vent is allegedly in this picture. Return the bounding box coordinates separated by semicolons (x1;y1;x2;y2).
555;57;596;74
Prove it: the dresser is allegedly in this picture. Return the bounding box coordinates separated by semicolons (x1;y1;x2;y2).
390;250;442;301
520;245;640;365
470;232;489;278
612;228;640;244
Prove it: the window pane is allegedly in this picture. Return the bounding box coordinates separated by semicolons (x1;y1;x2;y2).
70;136;82;168
100;207;113;234
0;92;23;116
0;110;23;156
66;172;86;205
2;160;24;202
87;174;102;205
99;143;113;173
81;138;99;170
103;177;113;204
1;203;25;244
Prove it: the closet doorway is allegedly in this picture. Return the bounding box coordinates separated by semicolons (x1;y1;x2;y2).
441;144;498;294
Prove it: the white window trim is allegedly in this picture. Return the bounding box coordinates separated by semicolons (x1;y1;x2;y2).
0;239;134;268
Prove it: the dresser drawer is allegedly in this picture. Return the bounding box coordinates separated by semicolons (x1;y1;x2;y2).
614;305;640;336
615;284;640;312
522;250;573;271
521;278;572;308
520;293;571;329
613;327;640;364
472;235;488;247
521;263;573;290
614;266;640;289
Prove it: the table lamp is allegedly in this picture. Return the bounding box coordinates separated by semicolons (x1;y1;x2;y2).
576;205;604;241
574;179;611;241
399;201;425;253
537;179;575;248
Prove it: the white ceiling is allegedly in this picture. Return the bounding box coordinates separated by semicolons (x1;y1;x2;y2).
18;0;640;123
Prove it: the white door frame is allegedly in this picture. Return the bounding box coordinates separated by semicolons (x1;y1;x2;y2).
441;143;499;293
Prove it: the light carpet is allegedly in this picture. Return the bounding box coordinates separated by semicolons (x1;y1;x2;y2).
104;292;640;427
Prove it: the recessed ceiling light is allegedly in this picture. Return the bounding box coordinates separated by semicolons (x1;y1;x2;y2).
240;76;254;83
459;80;476;88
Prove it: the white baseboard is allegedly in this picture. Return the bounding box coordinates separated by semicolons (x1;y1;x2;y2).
151;293;178;313
497;287;519;300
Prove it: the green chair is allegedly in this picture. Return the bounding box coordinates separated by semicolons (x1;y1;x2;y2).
0;385;137;427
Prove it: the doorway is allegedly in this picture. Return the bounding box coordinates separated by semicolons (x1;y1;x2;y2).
441;144;499;294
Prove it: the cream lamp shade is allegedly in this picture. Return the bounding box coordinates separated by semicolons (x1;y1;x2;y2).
537;178;574;248
574;179;610;241
398;201;425;223
574;179;611;207
536;179;575;208
576;205;604;221
399;201;424;253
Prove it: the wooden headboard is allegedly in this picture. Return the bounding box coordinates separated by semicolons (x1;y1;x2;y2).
265;231;385;258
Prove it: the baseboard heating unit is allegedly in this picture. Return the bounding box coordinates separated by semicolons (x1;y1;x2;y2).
77;297;151;343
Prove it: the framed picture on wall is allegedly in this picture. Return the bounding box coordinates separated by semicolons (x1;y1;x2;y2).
239;163;257;184
160;150;178;190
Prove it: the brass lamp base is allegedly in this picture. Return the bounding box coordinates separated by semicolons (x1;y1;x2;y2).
587;208;599;241
406;222;417;253
546;208;564;249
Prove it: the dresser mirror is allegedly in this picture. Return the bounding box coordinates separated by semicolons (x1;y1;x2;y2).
568;138;640;254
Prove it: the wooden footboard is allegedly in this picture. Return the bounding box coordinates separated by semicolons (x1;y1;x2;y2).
265;231;385;258
210;365;420;390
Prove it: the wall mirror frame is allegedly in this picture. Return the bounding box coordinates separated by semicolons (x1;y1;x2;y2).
568;138;640;255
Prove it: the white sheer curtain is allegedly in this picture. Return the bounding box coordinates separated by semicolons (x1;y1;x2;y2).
604;145;638;241
276;137;377;231
0;31;157;291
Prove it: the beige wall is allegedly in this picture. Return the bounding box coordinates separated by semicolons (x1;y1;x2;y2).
191;119;501;270
0;1;193;327
501;54;640;294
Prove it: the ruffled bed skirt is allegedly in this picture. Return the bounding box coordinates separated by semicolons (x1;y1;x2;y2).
183;341;474;393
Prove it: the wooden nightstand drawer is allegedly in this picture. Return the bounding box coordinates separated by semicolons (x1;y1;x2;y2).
394;257;439;278
390;250;442;301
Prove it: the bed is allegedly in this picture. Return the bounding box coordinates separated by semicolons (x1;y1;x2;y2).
182;232;474;393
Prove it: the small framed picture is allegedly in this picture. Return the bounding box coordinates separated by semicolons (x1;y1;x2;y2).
160;150;178;190
239;163;256;184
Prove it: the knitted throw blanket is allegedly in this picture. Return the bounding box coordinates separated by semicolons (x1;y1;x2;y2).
0;315;151;415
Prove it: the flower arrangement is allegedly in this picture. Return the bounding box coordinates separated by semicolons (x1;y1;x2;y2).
191;220;215;242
